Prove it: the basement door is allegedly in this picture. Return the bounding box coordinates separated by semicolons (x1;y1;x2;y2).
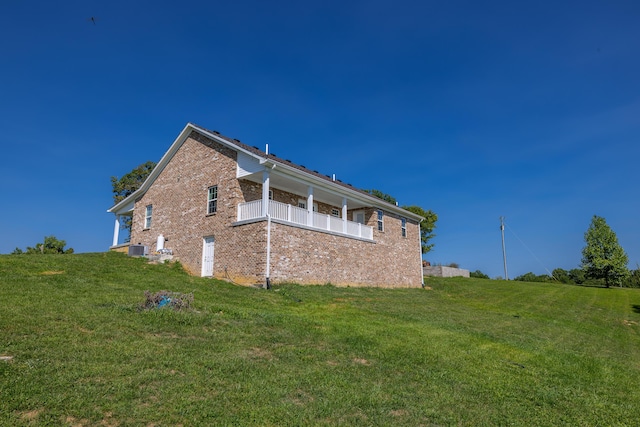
201;236;215;277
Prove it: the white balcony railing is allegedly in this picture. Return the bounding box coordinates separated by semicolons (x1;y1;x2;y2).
238;199;373;240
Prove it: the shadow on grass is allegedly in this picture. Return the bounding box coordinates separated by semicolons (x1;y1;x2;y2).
632;305;640;314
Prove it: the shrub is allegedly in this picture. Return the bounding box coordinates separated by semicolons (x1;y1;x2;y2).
470;270;489;279
514;272;552;283
12;235;74;254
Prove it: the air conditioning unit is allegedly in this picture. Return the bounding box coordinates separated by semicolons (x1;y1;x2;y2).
128;244;148;257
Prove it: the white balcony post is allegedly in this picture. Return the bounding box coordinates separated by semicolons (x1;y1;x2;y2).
342;197;347;234
307;185;314;226
262;169;270;217
112;215;120;246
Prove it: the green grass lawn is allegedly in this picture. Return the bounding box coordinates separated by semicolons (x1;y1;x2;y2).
1;253;639;426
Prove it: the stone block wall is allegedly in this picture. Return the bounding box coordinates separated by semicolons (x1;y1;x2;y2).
423;266;470;278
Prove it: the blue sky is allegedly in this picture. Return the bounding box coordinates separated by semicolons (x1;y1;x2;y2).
1;0;638;278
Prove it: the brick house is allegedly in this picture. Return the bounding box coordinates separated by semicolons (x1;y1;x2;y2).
108;123;425;287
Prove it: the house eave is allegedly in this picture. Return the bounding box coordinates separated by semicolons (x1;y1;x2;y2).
107;122;424;222
260;158;424;221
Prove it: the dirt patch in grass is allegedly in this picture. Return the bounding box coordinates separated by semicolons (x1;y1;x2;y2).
20;408;43;421
241;347;274;361
289;389;315;406
623;319;638;326
40;270;65;275
353;357;371;365
64;415;90;426
98;411;119;426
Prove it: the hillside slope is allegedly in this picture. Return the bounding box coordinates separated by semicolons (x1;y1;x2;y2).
1;252;639;425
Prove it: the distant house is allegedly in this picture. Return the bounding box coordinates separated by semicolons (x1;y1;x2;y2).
107;123;424;287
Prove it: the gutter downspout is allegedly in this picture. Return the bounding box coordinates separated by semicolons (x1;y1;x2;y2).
264;163;276;290
418;218;425;288
266;213;272;289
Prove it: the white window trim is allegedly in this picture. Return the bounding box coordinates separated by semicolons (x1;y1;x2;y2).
401;217;407;238
144;205;152;229
207;185;218;215
298;199;318;212
377;210;384;232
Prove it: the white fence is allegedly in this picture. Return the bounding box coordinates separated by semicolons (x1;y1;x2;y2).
238;200;373;240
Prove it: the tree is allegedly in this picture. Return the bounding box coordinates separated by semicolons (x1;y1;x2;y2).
111;161;156;238
514;272;551;283
12;236;74;254
470;270;490;279
111;161;156;205
581;215;629;288
551;268;572;284
568;268;586;284
401;205;438;254
363;189;397;205
623;266;640;288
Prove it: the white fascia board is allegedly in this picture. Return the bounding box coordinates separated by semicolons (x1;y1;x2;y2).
107;123;195;214
107;122;266;215
108;199;135;215
261;159;424;221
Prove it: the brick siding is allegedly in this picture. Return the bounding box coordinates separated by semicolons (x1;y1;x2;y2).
130;130;423;287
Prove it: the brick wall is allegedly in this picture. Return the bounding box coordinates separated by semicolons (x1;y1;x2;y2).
130;131;258;278
267;216;422;287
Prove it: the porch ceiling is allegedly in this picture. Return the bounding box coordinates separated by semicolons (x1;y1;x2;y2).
241;172;370;210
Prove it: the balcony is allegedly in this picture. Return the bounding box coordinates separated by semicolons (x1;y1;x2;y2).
238;199;373;240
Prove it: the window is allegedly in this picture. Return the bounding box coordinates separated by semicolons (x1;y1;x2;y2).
331;208;340;217
298;199;318;211
377;210;384;232
401;217;407;237
208;186;218;214
144;205;152;229
269;190;273;200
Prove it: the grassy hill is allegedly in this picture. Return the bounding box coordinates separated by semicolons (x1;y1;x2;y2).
1;252;639;426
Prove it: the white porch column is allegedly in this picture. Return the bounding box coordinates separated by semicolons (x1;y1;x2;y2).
112;215;121;247
342;197;348;233
307;185;314;226
262;169;270;217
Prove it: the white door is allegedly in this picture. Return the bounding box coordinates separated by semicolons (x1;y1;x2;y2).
201;236;215;277
353;210;365;224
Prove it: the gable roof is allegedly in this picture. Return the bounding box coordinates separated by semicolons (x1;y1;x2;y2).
108;123;424;222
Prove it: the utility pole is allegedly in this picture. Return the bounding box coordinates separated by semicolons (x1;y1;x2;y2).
500;216;508;280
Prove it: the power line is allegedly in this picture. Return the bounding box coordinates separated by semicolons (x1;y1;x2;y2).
504;221;554;277
500;216;508;280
